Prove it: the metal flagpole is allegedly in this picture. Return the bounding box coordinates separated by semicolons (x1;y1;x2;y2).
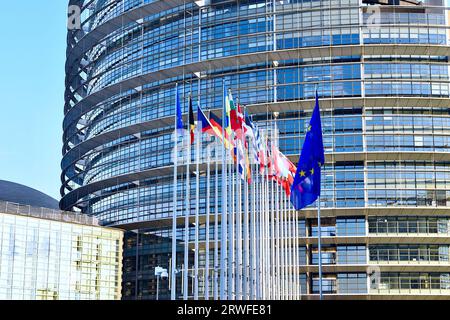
243;135;249;300
283;174;288;297
284;188;289;300
243;159;250;299
197;12;205;299
292;210;301;299
255;160;261;299
284;191;288;300
259;158;264;299
294;208;299;300
181;2;189;301
283;189;289;300
184;94;191;300
284;189;289;299
270;176;276;300
286;190;292;300
281;188;285;300
275;179;281;300
171;84;179;300
272;117;279;300
259;160;262;300
228;135;234;299
292;202;296;300
260;135;265;300
228;94;235;299
279;185;285;300
236;106;244;300
249;161;256;300
214;142;219;300
264;135;270;300
317;196;323;300
220;82;228;300
194;103;201;300
313;84;324;301
274;123;280;300
259;163;264;300
236;142;241;301
205;133;211;300
292;197;296;299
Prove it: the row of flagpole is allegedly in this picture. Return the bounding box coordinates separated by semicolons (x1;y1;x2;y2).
170;83;324;300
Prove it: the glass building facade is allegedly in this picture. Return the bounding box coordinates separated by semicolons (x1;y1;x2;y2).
0;202;123;300
62;0;450;299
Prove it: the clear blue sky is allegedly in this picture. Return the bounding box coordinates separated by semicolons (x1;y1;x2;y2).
0;1;68;200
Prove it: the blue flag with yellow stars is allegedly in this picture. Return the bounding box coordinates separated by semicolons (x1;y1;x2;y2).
290;91;325;210
175;85;184;137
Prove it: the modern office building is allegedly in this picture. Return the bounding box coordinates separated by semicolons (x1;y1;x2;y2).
0;197;123;300
62;0;450;299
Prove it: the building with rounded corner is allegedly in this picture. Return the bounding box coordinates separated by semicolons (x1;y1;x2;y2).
62;0;450;299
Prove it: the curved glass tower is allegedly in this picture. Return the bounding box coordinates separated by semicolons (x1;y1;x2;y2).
63;0;450;299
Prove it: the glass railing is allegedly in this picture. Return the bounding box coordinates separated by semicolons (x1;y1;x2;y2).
0;201;99;226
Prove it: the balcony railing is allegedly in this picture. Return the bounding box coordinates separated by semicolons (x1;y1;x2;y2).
370;288;450;295
0;201;99;226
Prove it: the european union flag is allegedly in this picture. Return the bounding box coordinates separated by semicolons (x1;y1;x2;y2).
175;85;184;136
290;91;325;210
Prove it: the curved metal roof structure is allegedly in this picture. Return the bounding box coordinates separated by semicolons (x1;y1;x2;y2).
0;180;59;210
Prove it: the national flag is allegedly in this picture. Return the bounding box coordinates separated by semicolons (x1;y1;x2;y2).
290;91;325;210
244;114;260;165
236;140;247;182
266;139;276;177
198;108;232;150
243;112;254;139
230;98;245;141
280;152;297;176
210;112;233;150
224;87;233;141
258;131;268;174
189;95;195;145
175;85;184;137
198;107;219;139
268;140;296;195
272;143;291;180
245;147;252;184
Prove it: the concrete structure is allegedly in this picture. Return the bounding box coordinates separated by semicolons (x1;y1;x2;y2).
62;0;450;299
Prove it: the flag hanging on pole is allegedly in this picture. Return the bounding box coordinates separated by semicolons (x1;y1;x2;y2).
257;130;268;174
210;112;234;150
230;94;242;139
272;144;290;180
244;116;260;165
197;108;233;150
224;88;233;142
290;91;325;210
236;140;246;182
189;94;196;145
176;85;184;137
245;147;252;184
234;139;252;184
230;101;246;142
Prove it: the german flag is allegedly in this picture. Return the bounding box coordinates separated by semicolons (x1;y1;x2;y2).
197;108;232;150
210;112;233;150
